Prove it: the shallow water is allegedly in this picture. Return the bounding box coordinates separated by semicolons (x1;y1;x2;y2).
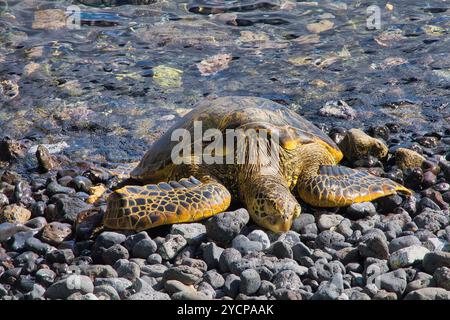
0;0;449;166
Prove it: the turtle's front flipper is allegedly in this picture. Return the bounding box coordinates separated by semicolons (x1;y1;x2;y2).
297;165;412;207
104;177;231;231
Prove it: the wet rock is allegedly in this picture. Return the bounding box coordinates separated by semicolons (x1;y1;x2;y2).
395;148;426;170
0;138;26;161
205;208;250;245
347;202;376;220
25;217;47;229
197;53;232;76
240;269;261;295
0;222;31;242
422;190;449;211
41;222;72;245
423;252;450;274
419;197;441;211
339;129;388;161
25;237;55;255
46;181;76;197
318;100;356;120
46;249;75;264
158;234;187;260
423;172;437;189
404;288;450;300
9;230;37;251
45;275;94;299
55;197;91;223
0;204;31;223
74;208;104;240
170;223;206;244
36;145;57;172
69;176;92;194
404;168;424;189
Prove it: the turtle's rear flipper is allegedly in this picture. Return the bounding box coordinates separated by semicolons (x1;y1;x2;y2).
104;177;231;231
297;165;412;207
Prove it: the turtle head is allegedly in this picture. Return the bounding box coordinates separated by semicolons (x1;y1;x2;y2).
261;194;301;232
244;175;301;233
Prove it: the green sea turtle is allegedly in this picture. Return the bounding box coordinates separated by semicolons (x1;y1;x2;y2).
104;96;411;233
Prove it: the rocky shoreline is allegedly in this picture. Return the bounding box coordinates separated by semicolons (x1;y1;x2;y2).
1;123;450;300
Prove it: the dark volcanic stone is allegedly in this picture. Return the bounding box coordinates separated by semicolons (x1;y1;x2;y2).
375;194;403;214
102;244;129;265
46;249;75;264
423;252;450;274
268;241;293;259
132;238;157;259
205;209;250;245
413;208;449;233
347;202;377;220
219;248;242;273
55;197;91;223
315;230;345;249
239;269;261;295
358;234;389;260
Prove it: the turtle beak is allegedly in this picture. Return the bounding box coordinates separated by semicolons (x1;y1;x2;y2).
272;217;293;233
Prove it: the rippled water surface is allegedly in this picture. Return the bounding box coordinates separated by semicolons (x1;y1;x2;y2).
0;0;449;166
